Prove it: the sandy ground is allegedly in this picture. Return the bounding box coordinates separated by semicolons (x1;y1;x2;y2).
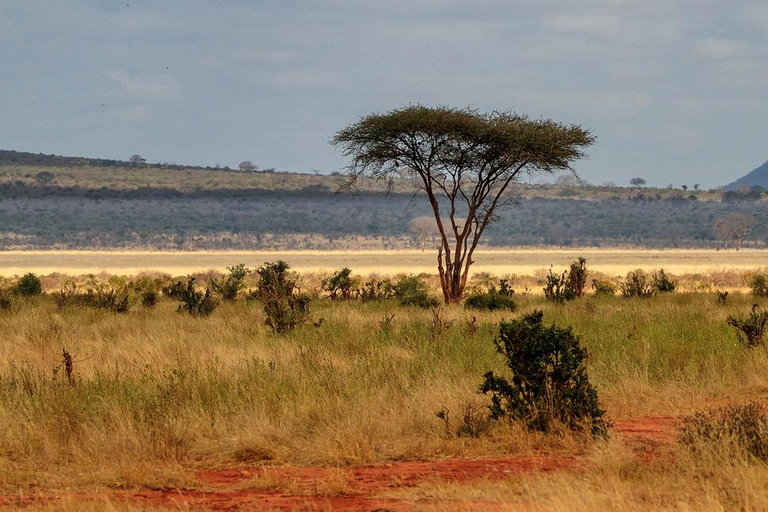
0;248;765;277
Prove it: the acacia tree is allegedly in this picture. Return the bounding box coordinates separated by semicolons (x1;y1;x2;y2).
715;213;756;250
333;105;594;303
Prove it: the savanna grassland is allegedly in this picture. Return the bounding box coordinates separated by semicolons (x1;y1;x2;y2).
2;264;768;511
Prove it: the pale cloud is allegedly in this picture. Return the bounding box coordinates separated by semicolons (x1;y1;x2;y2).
694;38;751;59
112;105;152;122
107;70;180;99
543;14;623;37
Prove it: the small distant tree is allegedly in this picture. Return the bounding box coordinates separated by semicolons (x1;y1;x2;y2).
34;171;55;187
715;214;756;250
129;154;146;166
408;216;439;252
630;177;646;188
238;161;257;172
333;105;594;303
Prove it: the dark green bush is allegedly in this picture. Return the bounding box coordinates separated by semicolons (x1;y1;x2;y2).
210;263;251;301
620;270;654;298
749;274;768;297
322;267;358;300
16;273;42;296
358;278;394;302
177;278;219;317
162;279;187;300
464;291;517;312
652;269;676;293
0;289;13;311
480;311;608;437
591;279;616;296
679;402;768;461
141;289;158;308
544;257;588;303
727;304;768;348
252;260;310;333
392;275;439;309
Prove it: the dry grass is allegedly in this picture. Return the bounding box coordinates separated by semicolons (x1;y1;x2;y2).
2;267;768;507
0;248;766;281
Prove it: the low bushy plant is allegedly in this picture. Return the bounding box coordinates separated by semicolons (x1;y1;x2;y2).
620;270;654;298
162;279;187;300
727;304;768;348
652;269;676;293
480;311;608;437
544;257;588;303
464;291;517;312
358;279;393;302
210;263;250;301
749;274;768;297
322;267;358;300
591;278;616;296
252;260;310;333
177;278;219;317
140;289;158;308
392;275;439;309
0;289;13;311
16;273;42;297
679;402;768;461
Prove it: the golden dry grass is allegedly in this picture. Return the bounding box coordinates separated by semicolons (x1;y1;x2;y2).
2;265;768;509
0;248;766;279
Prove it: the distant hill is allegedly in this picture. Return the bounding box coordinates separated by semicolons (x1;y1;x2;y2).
0;149;206;171
724;160;768;190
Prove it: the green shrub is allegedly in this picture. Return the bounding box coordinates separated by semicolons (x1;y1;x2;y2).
544;268;569;303
652;269;676;293
591;279;616;296
252;260;310;333
16;273;42;296
620;270;654;298
479;311;608;437
141;290;158;308
464;291;517;312
567;257;588;298
162;279;187;300
544;257;588;303
210;263;251;301
0;289;13;311
177;278;219;317
322;267;358;300
85;285;133;313
358;278;393;302
727;304;768;348
53;283;133;313
392;275;439;309
749;274;768;297
679;402;768;461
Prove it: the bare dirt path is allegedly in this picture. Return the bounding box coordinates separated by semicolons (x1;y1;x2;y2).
0;417;677;511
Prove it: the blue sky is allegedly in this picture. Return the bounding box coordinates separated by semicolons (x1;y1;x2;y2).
1;1;766;188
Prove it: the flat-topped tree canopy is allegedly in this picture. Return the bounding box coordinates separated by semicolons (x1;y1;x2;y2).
332;105;595;303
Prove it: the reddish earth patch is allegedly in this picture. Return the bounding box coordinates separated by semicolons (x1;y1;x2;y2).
0;417;677;511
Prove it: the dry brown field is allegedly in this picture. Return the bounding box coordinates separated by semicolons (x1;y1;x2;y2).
0;248;766;278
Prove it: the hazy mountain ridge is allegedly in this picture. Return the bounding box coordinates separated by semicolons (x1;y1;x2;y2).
724;161;768;190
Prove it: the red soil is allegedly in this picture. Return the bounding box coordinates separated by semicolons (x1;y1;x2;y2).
0;416;677;511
